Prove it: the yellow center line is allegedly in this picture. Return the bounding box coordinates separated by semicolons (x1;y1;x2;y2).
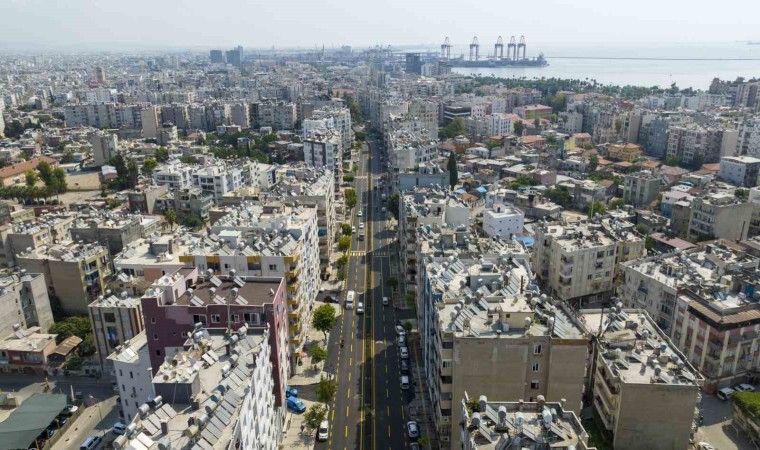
348;372;351;382
346;406;349;417
347;388;350;399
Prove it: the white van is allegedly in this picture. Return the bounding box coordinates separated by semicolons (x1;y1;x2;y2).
717;387;735;401
400;375;410;390
346;290;355;309
317;420;329;441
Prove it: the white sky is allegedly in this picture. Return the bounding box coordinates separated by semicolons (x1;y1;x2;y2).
0;0;758;51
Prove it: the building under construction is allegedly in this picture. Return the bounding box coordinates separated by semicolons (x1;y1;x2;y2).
440;35;548;67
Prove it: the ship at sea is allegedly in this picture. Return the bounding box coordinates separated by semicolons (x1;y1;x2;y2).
439;36;549;68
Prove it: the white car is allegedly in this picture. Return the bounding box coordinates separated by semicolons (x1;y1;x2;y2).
357;210;363;217
400;375;410;390
112;422;127;435
382;297;389;306
398;335;407;347
395;325;406;337
352;226;356;234
317;420;329;442
356;302;364;314
359;223;365;229
399;346;409;359
735;384;756;392
717;387;735;400
406;421;420;439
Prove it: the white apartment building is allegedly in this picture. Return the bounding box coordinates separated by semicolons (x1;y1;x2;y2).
482;204;524;239
311;107;352;150
154;162;193;190
688;190;753;241
192;164;246;203
230;103;250;129
718;155;760;188
108;331;152;423
532;216;645;303
89;131;119;167
736;116;760;158
488;113;520;136
302;131;342;186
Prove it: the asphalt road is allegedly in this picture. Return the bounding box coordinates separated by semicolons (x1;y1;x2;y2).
318;138;411;450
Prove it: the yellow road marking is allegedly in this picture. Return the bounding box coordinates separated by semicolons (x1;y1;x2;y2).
345;426;348;438
347;388;350;398
348;372;351;382
346;406;349;417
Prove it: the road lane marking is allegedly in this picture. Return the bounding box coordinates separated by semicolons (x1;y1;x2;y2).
346;406;349;417
385;365;387;373
386;388;389;398
345;426;348;438
388;425;391;437
347;388;350;398
348;372;351;381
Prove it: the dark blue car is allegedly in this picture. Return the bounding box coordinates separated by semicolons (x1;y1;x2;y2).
286;396;306;413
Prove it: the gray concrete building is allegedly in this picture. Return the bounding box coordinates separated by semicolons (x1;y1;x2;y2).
0;271;53;337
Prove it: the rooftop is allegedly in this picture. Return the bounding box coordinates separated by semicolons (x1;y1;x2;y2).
579;309;702;386
0;326;56;352
107;331;148;364
536;216;641;252
151;276;281;308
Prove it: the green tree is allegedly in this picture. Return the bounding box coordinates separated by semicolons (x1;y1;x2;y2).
303;404;328;430
387;277;398;292
155;147;170;162
37;161;53;185
533;117;541;130
316;376;337;404
588;201;607;218
142;158;158;177
50;168;68;194
513;120;524;136
385;193;400;220
48;316;95;356
337;236;352;253
344;188;357;209
735;188;749;200
127;159;139;188
545;186;573;207
336;254;349;268
664;155;680;167
312;304;337;341
343;174;355;182
165;209;177;230
438;117;465;139
609;198;625;210
25;169;38;187
447;152;458;190
588;155;599;172
108;199;124;209
355;131;367;141
645;235;655;251
341;223;353;236
61;151;75;164
309;345;328;365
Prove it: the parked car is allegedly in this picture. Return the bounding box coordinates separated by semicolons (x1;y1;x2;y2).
62;405;78;416
395;325;406;337
409;443;421;450
79;435;102;450
406;421;420;439
55;416;68;427
717;387;735;400
400;375;410;390
287;396;306;413
285;386;299;397
357;210;363;217
399;346;409;360
398;335;407;347
357;302;364;314
317;420;329;441
696;442;715;450
400;360;410;374
382;297;389;306
112;422;126;435
734;384;755;392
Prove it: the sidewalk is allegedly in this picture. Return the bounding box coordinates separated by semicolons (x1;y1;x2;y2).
289;301;342;386
280;398;321;450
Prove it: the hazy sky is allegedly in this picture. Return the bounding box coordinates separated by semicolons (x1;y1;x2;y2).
1;0;759;51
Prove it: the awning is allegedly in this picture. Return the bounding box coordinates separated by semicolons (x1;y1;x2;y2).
0;393;67;449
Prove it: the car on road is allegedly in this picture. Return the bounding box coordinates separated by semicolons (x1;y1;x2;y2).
62;405;79;416
286;396;306;413
406;421;420;439
79;435;102;450
285;386;299;397
359;222;364;229
346;290;355;309
398;335;407;347
357;302;364;314
717;387;735;400
112;422;127;435
400;360;410;374
357;210;363;217
317;420;329;441
399;346;409;359
735;384;755;392
381;207;386;212
409;443;421;450
395;325;406;337
382;297;389;306
400;375;410;390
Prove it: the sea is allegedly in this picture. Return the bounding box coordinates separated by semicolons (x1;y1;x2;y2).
415;42;760;90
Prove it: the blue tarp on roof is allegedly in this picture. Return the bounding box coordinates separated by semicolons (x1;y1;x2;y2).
476;186;488;194
515;236;535;248
454;189;466;194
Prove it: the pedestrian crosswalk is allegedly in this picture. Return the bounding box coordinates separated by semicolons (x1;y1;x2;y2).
349;251;391;257
350;251;365;256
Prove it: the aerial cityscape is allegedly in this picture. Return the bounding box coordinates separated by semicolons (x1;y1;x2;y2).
1;2;760;450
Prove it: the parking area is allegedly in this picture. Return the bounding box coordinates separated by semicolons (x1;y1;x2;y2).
695;391;754;450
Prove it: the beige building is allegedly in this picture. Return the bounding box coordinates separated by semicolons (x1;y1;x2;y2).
88;293;145;373
459;395;597;450
623;171;661;208
16;241;113;315
420;257;588;447
0;213;76;268
607;143;642;162
580;309;702;450
532;216;645;304
688;190;753;241
0;271;53;337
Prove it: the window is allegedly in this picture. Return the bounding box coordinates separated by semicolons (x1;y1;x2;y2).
587;275;592;280
232;314;240;323
532;363;540;372
104;313;116;322
156;349;162;356
533;344;542;355
530;380;540;390
192;314;207;325
129;371;133;379
119;369;123;376
122;384;126;392
151;317;156;324
153;333;159;340
211;314;221;323
268;264;277;271
442;360;452;368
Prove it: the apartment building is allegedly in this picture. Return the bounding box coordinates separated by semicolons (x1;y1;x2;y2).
126;184;168;214
513;104;552;120
160;104;190;130
488;113;520;137
0;326;57;375
64;103;119;128
420;256;587;447
70;213;161;255
16;241;113;315
623;171;661;208
113;326;282;450
302;130;343;187
482;204;524;239
718;155;760;187
311;106;352;150
666;124;738;164
154;162;193;190
140;269;289;399
606;143;642;162
0;213;76;267
88;293;145;373
178;203;319;371
688;190;753;241
580;309;702;450
140;106;161;139
89;131;119;167
0;271;53;337
107;331;152;422
459;395;596;450
113;235;192;283
532;217;645;304
736;116;760;158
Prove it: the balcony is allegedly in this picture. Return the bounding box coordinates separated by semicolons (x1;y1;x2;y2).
287;281;300;293
285;267;300;279
289;322;302;334
704;352;721;363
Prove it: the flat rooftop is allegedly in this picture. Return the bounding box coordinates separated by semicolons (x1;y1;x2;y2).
178;278;281;307
580;309;701;386
107;331;147;364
